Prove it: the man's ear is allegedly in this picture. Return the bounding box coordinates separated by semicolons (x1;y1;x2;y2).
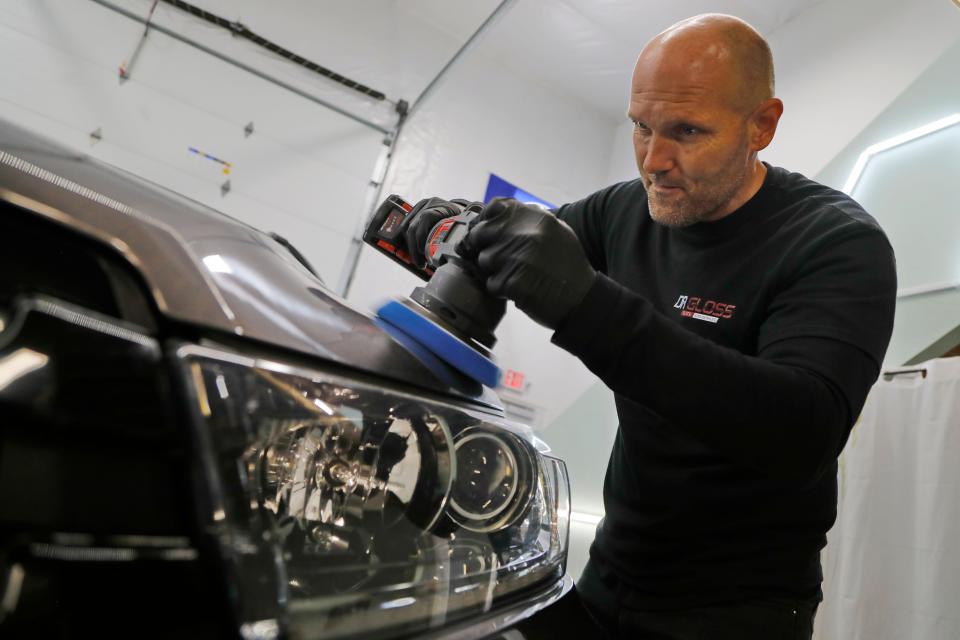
750;98;783;152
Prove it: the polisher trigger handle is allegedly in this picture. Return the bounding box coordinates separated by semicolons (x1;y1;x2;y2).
425;212;476;267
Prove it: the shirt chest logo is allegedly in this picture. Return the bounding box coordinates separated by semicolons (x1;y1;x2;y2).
672;294;736;324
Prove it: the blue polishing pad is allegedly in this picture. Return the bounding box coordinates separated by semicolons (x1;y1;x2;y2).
376;299;502;388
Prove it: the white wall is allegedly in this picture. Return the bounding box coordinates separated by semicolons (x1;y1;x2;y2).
771;0;960;367
606;119;637;185
815;37;960;367
764;0;960;177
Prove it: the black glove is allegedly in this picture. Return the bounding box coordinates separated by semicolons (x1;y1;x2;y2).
457;198;597;330
400;197;483;268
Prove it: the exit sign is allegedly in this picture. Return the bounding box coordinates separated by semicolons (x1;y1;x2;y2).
502;369;525;391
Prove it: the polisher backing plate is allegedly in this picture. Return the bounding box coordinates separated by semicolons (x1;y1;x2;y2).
376;298;502;388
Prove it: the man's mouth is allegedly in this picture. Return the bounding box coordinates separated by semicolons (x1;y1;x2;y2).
643;175;683;193
650;183;683;195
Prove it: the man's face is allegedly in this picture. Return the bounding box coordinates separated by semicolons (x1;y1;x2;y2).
629;52;754;227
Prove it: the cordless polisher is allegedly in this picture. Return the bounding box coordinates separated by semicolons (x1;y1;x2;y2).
363;195;505;387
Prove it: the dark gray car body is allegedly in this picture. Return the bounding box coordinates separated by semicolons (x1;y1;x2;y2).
0;123;503;410
0;121;576;639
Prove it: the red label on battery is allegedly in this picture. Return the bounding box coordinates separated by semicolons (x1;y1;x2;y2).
376;239;397;254
375;239;412;263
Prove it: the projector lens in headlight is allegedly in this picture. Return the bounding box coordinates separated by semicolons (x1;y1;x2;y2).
176;344;569;640
450;429;533;532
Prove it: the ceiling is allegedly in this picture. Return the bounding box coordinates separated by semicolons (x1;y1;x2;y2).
138;0;827;124
399;0;827;121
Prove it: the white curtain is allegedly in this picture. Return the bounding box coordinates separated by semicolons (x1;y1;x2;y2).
815;357;960;640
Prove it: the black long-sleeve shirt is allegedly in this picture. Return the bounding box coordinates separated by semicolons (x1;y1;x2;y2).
554;164;897;609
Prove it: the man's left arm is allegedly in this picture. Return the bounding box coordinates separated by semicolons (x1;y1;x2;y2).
556;276;889;486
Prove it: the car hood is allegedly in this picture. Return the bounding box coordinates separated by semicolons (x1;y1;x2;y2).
0;122;499;410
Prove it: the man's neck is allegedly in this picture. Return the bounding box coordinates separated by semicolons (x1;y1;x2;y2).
706;159;767;222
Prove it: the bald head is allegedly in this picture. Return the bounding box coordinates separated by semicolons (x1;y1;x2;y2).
638;14;774;113
627;14;784;227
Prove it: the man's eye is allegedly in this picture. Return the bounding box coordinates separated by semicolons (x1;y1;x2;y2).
679;126;699;136
632;121;650;133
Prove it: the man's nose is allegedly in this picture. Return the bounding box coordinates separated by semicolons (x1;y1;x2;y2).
641;134;675;175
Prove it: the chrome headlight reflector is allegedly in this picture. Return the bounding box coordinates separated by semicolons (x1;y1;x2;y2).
177;344;569;639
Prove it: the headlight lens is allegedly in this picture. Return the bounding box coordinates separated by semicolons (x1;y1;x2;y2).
177;344;569;639
449;429;534;533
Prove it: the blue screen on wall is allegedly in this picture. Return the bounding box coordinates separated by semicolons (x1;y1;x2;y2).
483;173;556;210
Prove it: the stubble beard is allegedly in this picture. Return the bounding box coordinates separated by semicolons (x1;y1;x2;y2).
644;149;750;228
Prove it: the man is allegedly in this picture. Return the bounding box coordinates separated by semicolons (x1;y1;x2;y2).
402;14;896;639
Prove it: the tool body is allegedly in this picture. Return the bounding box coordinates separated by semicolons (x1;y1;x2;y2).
364;196;505;386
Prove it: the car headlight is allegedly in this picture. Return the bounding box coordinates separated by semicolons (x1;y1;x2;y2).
176;343;569;639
